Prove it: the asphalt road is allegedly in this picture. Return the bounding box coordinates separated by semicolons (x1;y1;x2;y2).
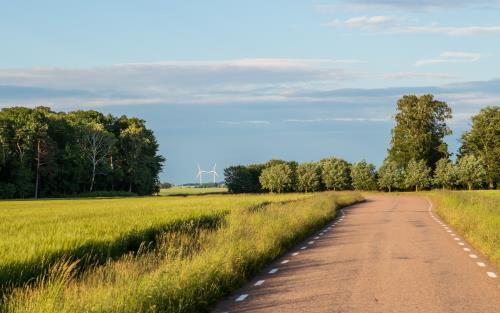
213;195;500;313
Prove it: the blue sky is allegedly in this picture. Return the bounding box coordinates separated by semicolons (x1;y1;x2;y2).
1;0;499;183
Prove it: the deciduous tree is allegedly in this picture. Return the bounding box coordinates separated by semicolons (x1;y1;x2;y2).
433;158;457;190
351;160;377;191
259;164;292;193
404;159;431;192
297;162;321;192
388;95;452;169
377;160;403;192
460;106;500;189
320;157;351;191
457;154;486;190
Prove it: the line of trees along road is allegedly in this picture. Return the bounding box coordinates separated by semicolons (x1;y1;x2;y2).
225;95;499;193
0;106;165;198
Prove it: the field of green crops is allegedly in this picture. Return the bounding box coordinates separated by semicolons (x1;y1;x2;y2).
0;193;308;291
0;191;362;312
159;187;227;196
429;190;500;268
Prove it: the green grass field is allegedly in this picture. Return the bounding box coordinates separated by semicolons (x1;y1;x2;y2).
429;190;500;268
159;187;228;196
0;193;308;292
1;191;362;313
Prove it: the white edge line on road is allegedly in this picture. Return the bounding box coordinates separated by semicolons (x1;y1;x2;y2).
236;294;248;302
486;272;497;278
254;280;265;286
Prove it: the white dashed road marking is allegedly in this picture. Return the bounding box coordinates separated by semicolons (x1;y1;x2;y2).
308;241;314;245
292;252;299;256
469;254;478;259
281;260;289;264
269;268;279;274
254;280;265;286
464;248;471;252
486;272;497;278
300;246;307;250
477;262;486;267
236;294;248;302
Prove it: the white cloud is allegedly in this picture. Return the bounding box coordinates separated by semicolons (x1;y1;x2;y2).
416;51;483;66
324;16;398;28
323;15;500;37
383;72;460;80
315;1;500;11
395;25;500;36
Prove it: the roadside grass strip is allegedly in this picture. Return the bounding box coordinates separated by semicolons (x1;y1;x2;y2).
428;193;500;282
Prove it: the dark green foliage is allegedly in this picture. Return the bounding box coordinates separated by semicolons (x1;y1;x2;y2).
351;160;377;191
320;157;351;191
387;94;452;169
0;106;164;198
460;106;500;189
224;165;262;193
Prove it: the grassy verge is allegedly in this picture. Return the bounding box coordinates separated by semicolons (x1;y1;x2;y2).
3;191;362;313
429;190;500;268
0;193;308;291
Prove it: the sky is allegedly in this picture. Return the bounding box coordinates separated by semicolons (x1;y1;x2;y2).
1;0;499;183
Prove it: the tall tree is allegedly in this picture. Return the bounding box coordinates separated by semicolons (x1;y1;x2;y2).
404;159;431;192
79;123;115;192
351;160;377;191
457;154;486;190
320;157;351;191
259;164;292;193
377;160;403;192
297;162;321;192
460;106;500;189
388;95;452;169
433;158;457;190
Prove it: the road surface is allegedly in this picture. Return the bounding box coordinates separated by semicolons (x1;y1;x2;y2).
213;195;500;313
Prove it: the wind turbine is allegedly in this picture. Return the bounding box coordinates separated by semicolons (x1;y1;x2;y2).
196;164;207;185
208;163;219;184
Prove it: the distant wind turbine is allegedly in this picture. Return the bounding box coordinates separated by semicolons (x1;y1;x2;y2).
196;164;208;185
207;163;219;183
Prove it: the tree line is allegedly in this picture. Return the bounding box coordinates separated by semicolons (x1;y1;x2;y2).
225;95;499;193
0;106;165;198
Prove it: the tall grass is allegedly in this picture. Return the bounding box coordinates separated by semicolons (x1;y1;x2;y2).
3;192;362;313
0;193;309;291
430;190;500;268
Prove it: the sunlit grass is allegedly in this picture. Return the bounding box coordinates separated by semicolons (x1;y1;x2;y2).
429;190;500;268
159;187;227;196
3;192;362;313
0;193;309;290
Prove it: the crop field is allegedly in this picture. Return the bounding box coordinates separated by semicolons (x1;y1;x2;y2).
430;190;500;268
159;187;228;196
0;191;362;312
0;193;309;291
